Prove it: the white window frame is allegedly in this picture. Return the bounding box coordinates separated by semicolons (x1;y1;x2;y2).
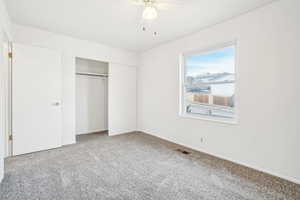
179;41;238;124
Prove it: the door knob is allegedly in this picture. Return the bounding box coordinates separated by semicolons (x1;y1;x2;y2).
52;102;60;106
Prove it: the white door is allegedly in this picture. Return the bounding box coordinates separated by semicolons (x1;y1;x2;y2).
108;64;136;135
12;43;62;155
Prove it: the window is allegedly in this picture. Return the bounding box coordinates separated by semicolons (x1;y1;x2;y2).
180;43;236;121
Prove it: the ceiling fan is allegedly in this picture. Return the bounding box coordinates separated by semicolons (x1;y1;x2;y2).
130;0;180;20
130;0;186;35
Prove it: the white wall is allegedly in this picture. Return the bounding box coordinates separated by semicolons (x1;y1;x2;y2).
76;58;108;74
0;0;11;37
12;24;138;145
138;0;300;184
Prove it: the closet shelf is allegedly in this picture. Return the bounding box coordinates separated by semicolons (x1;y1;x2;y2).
76;72;109;77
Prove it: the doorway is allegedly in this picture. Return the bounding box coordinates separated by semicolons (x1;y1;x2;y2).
75;57;109;139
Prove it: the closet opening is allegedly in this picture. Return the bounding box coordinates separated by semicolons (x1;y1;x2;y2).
75;57;109;140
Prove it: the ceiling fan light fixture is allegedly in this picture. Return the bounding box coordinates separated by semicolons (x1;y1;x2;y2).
142;6;158;20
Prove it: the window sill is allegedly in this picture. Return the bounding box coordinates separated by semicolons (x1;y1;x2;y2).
179;113;238;125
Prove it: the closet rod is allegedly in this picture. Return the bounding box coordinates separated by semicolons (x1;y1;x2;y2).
76;72;108;77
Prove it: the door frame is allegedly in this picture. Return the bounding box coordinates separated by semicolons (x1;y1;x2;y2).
2;31;12;157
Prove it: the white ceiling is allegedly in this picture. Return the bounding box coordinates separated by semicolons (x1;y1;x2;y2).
5;0;275;52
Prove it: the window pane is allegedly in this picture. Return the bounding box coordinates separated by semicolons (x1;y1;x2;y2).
184;45;235;119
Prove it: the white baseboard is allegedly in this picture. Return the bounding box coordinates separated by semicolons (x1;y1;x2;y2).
139;129;300;185
108;129;137;136
76;129;107;135
62;140;76;146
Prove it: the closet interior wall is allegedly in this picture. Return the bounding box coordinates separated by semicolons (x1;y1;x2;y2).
75;57;109;135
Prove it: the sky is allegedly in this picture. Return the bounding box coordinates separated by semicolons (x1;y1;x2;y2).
186;45;235;76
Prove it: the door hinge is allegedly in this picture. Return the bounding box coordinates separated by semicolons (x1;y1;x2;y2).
8;52;12;58
9;135;13;141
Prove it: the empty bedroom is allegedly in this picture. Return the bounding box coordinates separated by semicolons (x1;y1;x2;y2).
0;0;299;199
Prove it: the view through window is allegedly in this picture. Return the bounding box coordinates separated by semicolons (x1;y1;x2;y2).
183;44;235;119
